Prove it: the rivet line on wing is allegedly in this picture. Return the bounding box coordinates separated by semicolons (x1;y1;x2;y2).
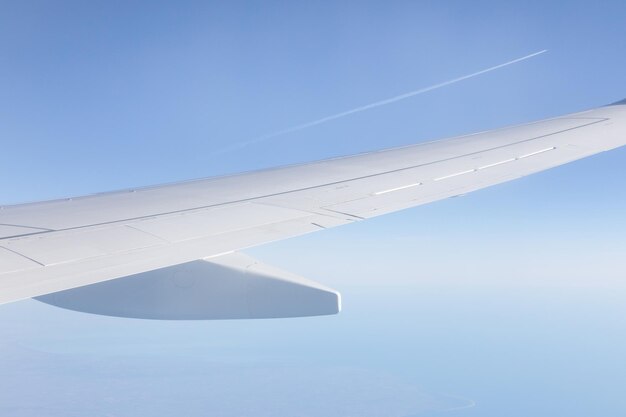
372;146;558;194
435;147;557;182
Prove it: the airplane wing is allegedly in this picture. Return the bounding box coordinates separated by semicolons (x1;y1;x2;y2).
2;100;626;319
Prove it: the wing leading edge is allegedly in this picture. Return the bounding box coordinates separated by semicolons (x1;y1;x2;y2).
1;100;626;318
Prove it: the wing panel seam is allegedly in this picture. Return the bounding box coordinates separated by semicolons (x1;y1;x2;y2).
0;118;607;240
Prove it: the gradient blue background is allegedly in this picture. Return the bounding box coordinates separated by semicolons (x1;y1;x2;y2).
1;1;626;416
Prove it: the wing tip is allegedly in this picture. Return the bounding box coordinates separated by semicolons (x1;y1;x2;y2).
609;98;626;106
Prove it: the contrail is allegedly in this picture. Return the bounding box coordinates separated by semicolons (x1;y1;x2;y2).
215;49;547;154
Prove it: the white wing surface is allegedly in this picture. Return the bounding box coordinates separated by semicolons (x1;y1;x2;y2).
2;101;626;318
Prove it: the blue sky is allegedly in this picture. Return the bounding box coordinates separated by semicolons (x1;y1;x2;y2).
1;1;626;416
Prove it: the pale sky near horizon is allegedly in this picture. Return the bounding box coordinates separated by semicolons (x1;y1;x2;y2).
1;1;626;416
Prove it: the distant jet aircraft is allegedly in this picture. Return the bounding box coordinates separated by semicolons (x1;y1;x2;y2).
1;99;625;319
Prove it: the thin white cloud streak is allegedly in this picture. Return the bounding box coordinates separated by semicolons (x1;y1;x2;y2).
215;49;547;155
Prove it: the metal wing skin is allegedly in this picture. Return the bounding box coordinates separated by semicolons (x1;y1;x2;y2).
1;101;626;319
